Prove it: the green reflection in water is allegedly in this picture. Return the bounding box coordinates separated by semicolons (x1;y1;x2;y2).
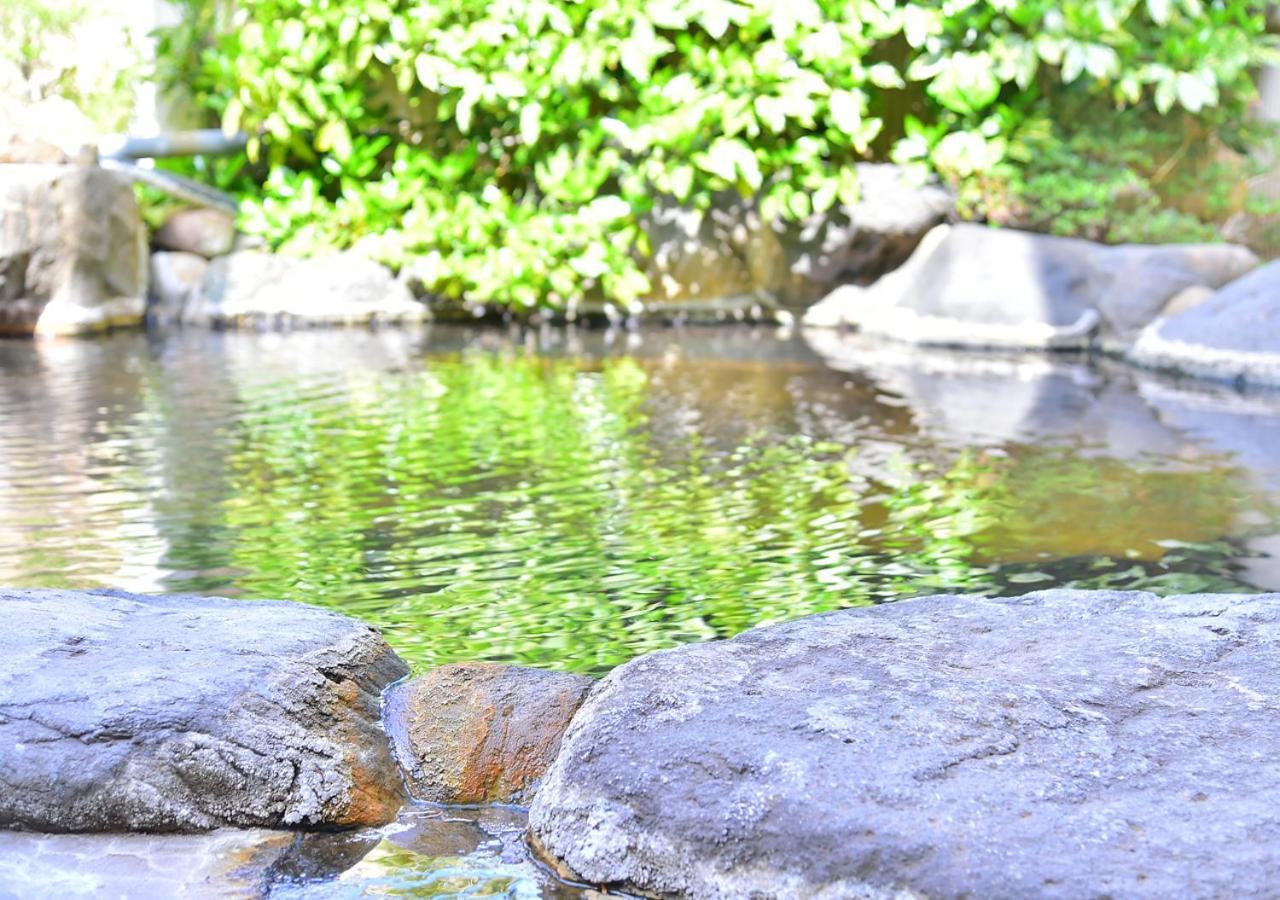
178;348;1260;674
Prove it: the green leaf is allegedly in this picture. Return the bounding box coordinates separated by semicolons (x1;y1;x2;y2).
868;63;905;90
1175;71;1216;113
698;138;761;189
520;101;543;145
828;89;865;136
927;53;1000;115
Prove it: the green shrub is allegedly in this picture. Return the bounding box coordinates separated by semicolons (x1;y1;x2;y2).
1;0;142;131
159;0;1275;309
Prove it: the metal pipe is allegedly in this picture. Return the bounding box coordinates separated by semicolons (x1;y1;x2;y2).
98;129;249;161
100;159;238;212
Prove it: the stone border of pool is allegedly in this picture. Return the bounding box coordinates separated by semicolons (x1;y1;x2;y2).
8;157;1280;392
3;586;1279;897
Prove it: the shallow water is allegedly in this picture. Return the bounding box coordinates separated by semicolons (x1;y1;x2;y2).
1;324;1278;676
0;803;585;898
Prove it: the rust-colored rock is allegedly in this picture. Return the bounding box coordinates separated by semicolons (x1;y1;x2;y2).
385;663;593;805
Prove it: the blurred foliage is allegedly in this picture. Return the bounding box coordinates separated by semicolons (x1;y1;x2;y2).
155;0;1276;309
953;103;1280;243
0;0;142;131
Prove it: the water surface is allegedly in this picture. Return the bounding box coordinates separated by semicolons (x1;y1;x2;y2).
0;325;1277;674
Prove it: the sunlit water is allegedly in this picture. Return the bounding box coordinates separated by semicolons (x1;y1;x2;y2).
2;325;1279;676
4;324;1280;896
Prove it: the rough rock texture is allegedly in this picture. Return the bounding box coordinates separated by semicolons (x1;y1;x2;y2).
642;164;951;307
0;164;148;335
385;663;593;804
0;588;409;832
183;250;427;327
153;207;237;259
804;223;1256;349
530;590;1280;899
1129;260;1280;387
147;250;209;325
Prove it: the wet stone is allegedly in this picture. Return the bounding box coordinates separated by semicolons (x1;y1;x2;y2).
385;662;593;804
530;590;1280;899
0;588;409;832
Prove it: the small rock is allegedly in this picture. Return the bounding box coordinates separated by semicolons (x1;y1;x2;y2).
153;208;237;259
148;251;209;325
530;590;1280;898
385;663;593;804
1129;259;1280;387
0;588;409;832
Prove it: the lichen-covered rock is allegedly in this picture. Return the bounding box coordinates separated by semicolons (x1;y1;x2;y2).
530;590;1280;899
804;223;1256;349
1129;260;1280;387
642;164;951;307
385;663;592;804
0;164;147;335
184;250;427;327
153;208;236;259
0;588;409;832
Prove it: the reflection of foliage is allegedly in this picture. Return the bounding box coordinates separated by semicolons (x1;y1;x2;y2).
200;352;1261;674
153;0;1274;310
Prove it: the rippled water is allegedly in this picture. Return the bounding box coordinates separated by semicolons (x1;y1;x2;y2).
1;325;1279;674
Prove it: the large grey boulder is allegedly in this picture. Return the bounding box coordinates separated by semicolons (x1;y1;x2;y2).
0;164;148;335
804;224;1256;349
183;250;428;328
530;590;1280;899
643;164;951;307
0;588;409;832
1129;260;1280;387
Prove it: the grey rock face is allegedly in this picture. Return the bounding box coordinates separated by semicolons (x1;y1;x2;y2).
385;663;593;804
1129;260;1280;387
804;224;1256;349
184;250;428;328
642;165;951;307
0;588;409;832
153;207;236;259
147;250;209;325
530;590;1280;899
0;164;147;335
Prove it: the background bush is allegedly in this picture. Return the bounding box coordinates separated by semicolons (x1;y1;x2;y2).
159;0;1276;310
1;0;143;131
